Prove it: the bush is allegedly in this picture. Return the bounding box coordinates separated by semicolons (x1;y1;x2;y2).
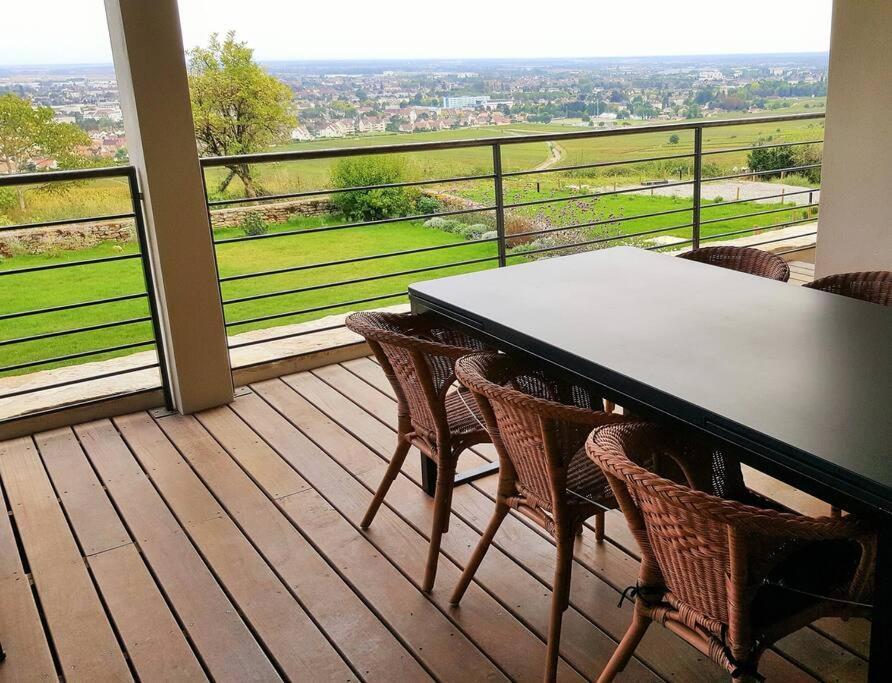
239;212;269;236
748;144;795;181
330;156;417;221
0;188;16;213
423;217;451;230
668;134;680;145
415;194;441;216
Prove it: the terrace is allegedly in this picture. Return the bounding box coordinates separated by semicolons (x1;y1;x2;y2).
0;1;889;681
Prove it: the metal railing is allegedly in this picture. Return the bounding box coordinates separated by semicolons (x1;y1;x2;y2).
0;166;172;416
200;112;823;361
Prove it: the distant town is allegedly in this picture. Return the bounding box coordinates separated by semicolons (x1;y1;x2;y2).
0;53;827;169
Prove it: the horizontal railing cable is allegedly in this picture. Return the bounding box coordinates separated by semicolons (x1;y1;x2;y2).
0;363;160;402
0;293;148;322
223;256;498;305
0;212;135;234
219;236;499;283
213;204;497;245
0;339;156;374
207;172;496;206
225;291;407;328
0;316;152;348
0;252;141;277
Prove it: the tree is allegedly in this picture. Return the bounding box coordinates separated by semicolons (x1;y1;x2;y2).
668;134;680;145
188;32;297;197
747;143;795;180
0;93;89;209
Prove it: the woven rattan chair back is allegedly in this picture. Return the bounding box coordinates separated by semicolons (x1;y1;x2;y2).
345;310;491;593
586;422;875;682
455;352;612;514
346;310;486;447
804;270;892;306
453;352;628;682
678;245;790;282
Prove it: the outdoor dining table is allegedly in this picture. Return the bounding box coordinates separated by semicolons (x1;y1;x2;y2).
408;245;892;681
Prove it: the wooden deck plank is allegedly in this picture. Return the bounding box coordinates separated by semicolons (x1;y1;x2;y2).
335;359;832;682
161;411;431;683
34;428;206;682
0;453;56;683
230;387;552;683
73;420;279;683
246;379;655;682
113;412;354;682
0;436;131;682
295;368;727;681
0;350;862;682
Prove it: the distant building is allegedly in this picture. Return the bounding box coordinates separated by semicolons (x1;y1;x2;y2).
442;95;490;109
290;126;313;141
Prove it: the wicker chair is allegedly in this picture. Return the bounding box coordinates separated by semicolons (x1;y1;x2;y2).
345;311;492;592
804;270;892;306
678;246;790;282
586;422;875;683
451;352;627;682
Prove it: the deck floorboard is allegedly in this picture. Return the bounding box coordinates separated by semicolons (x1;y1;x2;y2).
0;345;871;683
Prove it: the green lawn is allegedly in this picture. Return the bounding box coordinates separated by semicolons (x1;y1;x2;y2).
0;189;818;379
0;215;498;377
456;180;817;247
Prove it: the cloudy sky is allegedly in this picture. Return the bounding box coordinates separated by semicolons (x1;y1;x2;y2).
1;0;833;65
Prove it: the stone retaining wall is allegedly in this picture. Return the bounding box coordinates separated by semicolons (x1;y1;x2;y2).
0;197;334;255
208;197;332;228
0;220;135;257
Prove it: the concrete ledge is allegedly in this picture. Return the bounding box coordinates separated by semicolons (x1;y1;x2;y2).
0;303;408;424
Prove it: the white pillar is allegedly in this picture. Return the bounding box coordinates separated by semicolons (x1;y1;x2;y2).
816;0;892;276
104;0;233;412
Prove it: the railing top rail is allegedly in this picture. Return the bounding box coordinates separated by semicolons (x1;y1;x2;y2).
199;112;825;168
0;165;136;188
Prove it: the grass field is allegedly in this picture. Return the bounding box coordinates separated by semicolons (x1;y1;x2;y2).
2;113;823;227
0;190;818;378
201;117;824;201
0;108;824;383
0;216;497;377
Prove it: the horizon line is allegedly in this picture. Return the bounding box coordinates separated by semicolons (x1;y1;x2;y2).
0;50;829;70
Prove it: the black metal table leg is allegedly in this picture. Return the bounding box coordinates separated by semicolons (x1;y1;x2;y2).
868;530;891;682
420;453;499;497
421;453;438;496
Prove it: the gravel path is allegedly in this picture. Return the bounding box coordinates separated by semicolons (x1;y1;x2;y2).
628;180;819;206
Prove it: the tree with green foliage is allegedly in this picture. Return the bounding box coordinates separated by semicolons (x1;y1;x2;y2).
188;32;297;198
747;144;796;180
668;134;680;145
0;93;90;209
330;156;418;221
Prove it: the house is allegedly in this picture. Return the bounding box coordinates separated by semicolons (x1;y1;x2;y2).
0;3;889;682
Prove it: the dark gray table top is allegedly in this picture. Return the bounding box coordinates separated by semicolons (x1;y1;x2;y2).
410;246;892;514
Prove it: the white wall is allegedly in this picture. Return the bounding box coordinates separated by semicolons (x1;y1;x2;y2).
816;0;892;276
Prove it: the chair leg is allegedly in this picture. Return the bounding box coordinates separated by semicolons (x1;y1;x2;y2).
596;611;650;683
595;511;605;542
450;501;510;605
361;439;411;529
544;533;574;683
422;462;456;593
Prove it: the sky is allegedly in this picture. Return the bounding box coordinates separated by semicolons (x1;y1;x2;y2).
0;0;833;65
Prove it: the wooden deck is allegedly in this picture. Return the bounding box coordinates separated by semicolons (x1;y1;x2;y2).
0;341;871;682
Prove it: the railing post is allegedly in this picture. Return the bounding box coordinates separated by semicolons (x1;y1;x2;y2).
126;167;174;410
492;143;507;267
692;126;703;250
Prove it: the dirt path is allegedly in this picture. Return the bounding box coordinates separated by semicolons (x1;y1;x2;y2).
533;141;565;171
